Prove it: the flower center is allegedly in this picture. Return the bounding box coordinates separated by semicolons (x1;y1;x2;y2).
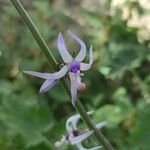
72;130;80;137
68;60;80;74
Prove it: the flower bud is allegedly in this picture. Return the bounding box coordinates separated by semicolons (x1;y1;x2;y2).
78;83;86;92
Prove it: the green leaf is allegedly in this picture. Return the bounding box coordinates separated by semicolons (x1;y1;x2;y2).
0;99;53;148
127;102;150;150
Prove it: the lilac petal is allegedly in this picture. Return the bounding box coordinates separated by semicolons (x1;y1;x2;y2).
96;121;106;129
66;111;93;132
48;65;68;79
80;45;93;71
76;143;102;150
66;114;80;132
58;33;73;63
69;73;78;106
23;65;68;80
40;79;57;93
70;131;93;145
68;31;86;62
77;75;81;84
23;71;50;79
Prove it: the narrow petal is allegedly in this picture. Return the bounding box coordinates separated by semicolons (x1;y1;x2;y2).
23;65;68;80
47;65;68;79
76;143;102;150
80;45;93;71
66;111;93;132
23;71;50;79
70;131;93;145
69;73;78;106
40;79;57;93
55;135;66;148
96;121;106;129
58;33;73;63
68;31;86;62
77;75;81;85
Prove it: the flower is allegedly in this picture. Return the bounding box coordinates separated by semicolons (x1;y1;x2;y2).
23;31;93;106
55;111;106;150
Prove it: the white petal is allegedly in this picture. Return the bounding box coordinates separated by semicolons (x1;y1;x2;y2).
23;71;50;79
77;75;81;84
76;143;102;150
58;33;73;63
48;65;68;79
66;111;93;132
68;31;86;62
69;73;78;106
55;135;66;148
96;121;106;129
70;131;93;145
39;79;57;93
23;65;68;80
80;45;93;71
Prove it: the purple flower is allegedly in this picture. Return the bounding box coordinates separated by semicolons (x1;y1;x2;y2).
23;31;93;106
55;111;106;150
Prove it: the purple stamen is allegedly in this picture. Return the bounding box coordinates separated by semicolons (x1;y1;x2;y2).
73;130;80;137
68;60;80;74
66;134;70;141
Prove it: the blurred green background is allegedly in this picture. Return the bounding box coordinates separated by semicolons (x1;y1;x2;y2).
0;0;150;149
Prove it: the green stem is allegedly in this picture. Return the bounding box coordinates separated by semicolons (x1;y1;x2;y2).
10;0;114;149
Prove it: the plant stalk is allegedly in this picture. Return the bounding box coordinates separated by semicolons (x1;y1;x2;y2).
10;0;114;149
